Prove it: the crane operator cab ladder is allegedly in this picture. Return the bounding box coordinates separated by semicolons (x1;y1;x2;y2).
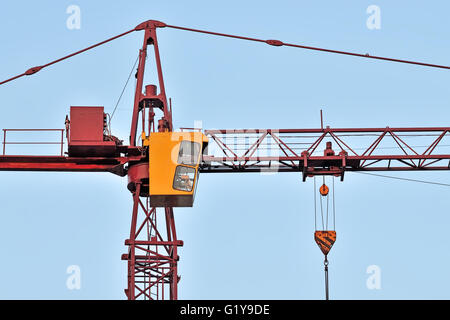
147;131;208;207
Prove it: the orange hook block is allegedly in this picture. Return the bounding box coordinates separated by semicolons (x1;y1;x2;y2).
319;184;329;196
314;230;336;256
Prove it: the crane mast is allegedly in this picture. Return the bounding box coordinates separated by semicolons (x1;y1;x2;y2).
125;20;177;300
0;20;449;300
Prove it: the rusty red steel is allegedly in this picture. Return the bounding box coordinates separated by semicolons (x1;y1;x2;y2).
201;127;450;180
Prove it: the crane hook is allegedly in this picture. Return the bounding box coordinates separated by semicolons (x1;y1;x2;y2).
315;230;336;300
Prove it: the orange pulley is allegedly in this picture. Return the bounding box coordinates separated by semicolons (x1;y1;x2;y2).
319;184;329;196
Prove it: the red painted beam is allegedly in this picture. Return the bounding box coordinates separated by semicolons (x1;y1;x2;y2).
205;127;450;134
0;155;142;175
203;155;450;161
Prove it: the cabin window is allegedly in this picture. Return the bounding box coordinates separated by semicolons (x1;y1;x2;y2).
173;166;196;192
177;140;201;166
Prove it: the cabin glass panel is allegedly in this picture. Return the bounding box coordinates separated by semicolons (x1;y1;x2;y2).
178;140;201;166
173;166;196;192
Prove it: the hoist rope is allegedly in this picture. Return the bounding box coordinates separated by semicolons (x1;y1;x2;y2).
324;256;329;300
313;176;335;300
314;176;317;230
326;185;329;230
319;185;325;230
316;176;336;231
333;177;336;231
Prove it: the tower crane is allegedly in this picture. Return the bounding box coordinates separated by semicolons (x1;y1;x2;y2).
0;20;449;300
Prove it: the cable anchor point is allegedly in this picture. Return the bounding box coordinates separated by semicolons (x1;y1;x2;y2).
135;20;167;31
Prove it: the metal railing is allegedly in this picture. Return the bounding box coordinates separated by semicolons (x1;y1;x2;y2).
2;129;65;156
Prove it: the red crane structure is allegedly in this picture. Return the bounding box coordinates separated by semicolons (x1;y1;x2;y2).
0;20;449;300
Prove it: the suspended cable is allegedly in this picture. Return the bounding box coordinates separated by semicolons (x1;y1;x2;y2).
324;256;329;300
314;176;317;230
109;54;140;127
353;172;450;187
333;177;336;231
0;29;135;86
319;183;325;230
1;20;448;86
165;23;450;70
326;184;329;230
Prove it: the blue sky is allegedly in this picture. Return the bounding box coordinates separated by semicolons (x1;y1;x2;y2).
0;1;449;299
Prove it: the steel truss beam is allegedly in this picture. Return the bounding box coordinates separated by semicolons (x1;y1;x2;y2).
122;183;181;300
201;127;450;179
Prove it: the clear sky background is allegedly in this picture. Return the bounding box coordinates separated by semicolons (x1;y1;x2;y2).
0;1;449;299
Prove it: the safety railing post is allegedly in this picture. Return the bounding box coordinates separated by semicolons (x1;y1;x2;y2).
60;129;64;156
2;129;6;155
1;129;64;156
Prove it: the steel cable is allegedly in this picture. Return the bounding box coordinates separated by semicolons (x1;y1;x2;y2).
1;20;448;86
109;54;140;127
353;171;450;187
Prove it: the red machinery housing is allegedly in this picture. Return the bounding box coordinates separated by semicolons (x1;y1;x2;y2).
68;106;119;157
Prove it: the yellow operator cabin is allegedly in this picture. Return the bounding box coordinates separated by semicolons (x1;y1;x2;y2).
148;131;208;207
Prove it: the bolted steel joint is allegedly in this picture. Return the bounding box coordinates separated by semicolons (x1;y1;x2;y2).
135;20;167;31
